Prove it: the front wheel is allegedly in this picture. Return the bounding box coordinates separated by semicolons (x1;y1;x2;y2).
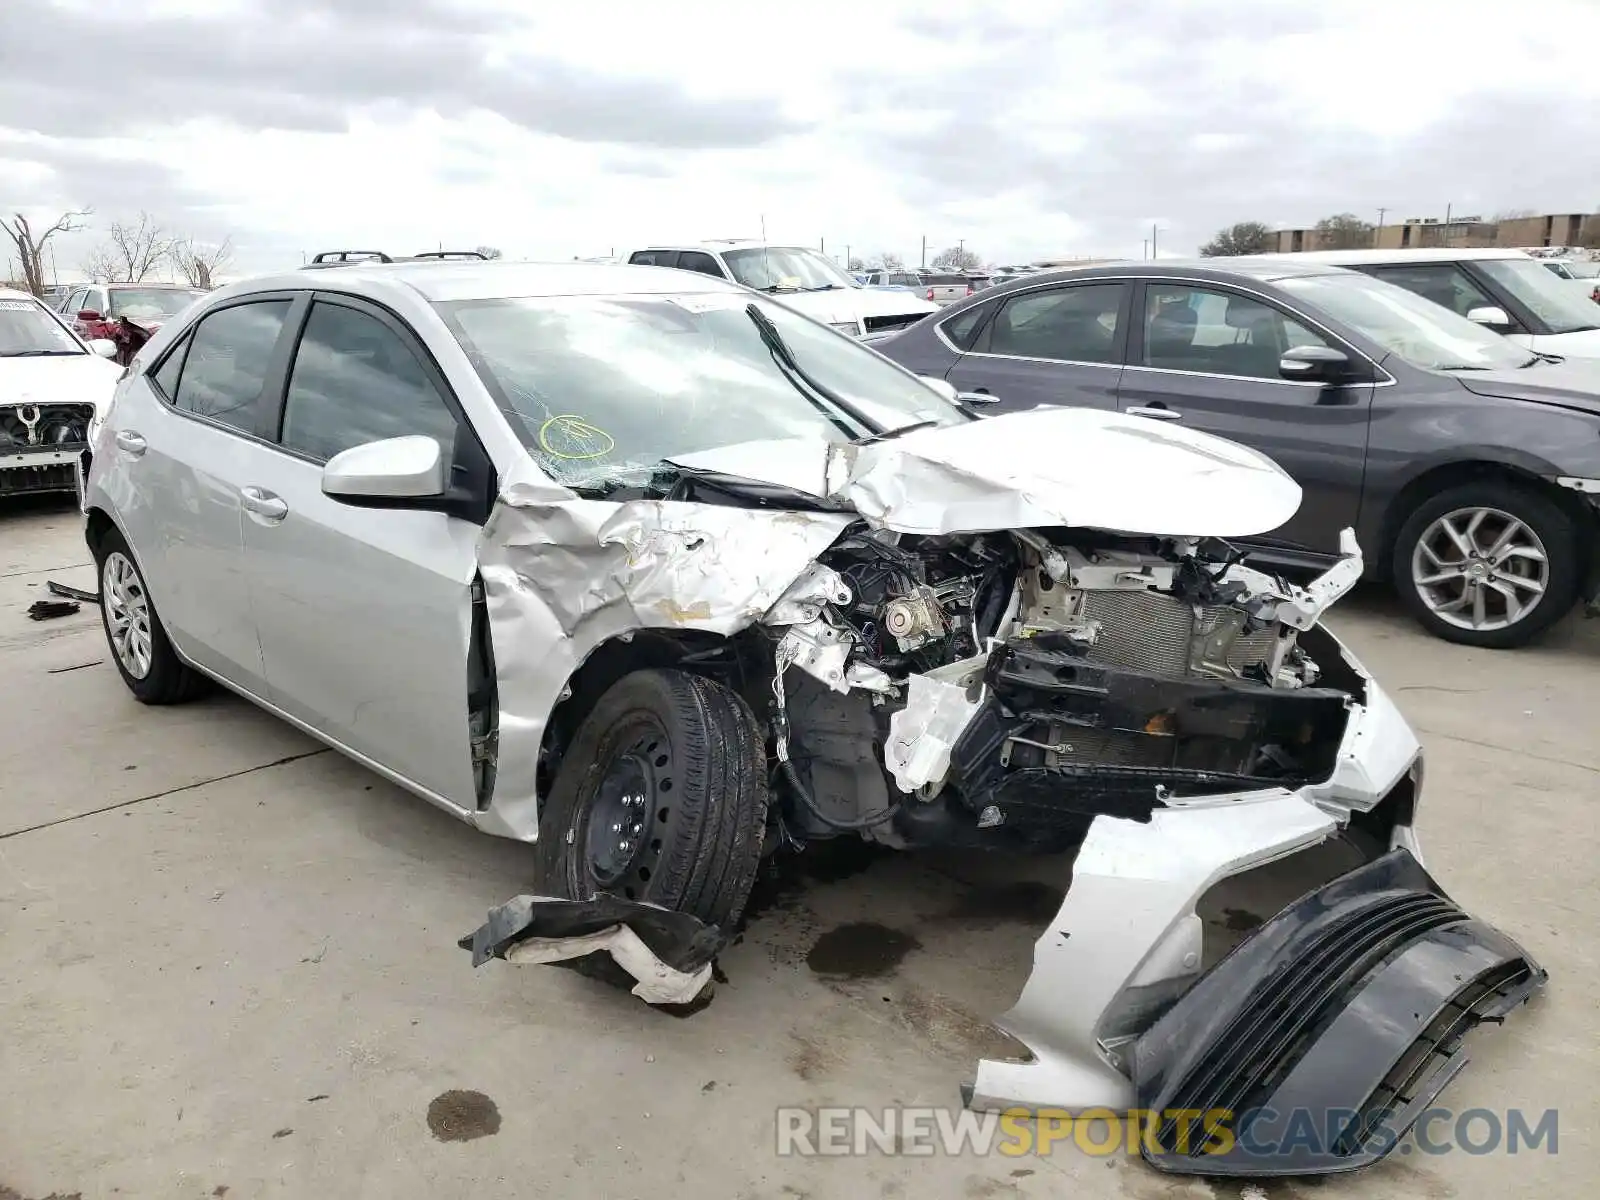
533;669;769;931
1391;481;1581;649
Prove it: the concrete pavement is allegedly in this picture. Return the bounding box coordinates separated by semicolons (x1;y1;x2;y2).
2;494;1595;1199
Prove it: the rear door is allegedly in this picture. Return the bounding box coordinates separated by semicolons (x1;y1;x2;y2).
941;279;1130;413
231;293;487;809
1116;279;1373;557
107;294;300;690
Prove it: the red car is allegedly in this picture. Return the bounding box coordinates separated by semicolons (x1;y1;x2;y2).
62;283;207;343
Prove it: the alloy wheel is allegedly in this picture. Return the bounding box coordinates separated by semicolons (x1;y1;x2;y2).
1410;506;1549;633
102;550;154;679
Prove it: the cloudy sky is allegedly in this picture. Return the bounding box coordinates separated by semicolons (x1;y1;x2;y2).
4;0;1600;281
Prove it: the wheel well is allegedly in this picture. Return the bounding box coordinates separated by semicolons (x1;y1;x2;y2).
536;629;767;798
1377;461;1596;581
84;506;116;561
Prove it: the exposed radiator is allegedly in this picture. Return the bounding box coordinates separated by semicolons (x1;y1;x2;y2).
1078;588;1277;679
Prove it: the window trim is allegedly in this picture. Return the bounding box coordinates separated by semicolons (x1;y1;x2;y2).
260;291;483;473
935;297;999;354
144;291;308;444
1125;279;1385;388
961;279;1133;368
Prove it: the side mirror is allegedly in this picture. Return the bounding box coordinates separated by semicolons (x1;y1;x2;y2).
322;435;446;503
78;309;102;322
88;338;117;358
1466;305;1513;330
1279;345;1353;383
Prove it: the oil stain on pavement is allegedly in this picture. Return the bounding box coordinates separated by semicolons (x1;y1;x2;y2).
426;1089;503;1142
806;922;921;979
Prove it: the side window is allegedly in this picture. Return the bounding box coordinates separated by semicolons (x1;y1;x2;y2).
987;283;1126;364
1141;284;1332;380
151;332;191;400
628;250;679;268
675;251;726;278
1369;264;1495;320
66;289;87;315
279;301;458;463
171;300;291;432
85;289;106;316
940;301;994;351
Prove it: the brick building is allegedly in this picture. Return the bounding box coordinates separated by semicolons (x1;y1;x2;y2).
1272;211;1598;253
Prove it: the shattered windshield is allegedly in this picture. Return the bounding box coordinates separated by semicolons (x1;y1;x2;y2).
438;292;964;486
107;288;206;321
0;297;85;356
721;247;856;292
1279;272;1532;371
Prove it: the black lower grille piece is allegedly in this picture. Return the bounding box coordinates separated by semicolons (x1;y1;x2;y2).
1131;849;1546;1177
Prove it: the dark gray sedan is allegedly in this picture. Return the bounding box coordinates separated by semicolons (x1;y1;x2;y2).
870;258;1600;648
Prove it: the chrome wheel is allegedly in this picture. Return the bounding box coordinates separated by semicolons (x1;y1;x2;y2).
102;550;154;679
1410;506;1549;633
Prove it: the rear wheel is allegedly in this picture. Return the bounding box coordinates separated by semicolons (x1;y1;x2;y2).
95;526;207;703
1391;480;1580;648
533;669;768;931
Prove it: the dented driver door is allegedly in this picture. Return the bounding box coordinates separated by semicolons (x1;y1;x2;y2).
236;297;483;810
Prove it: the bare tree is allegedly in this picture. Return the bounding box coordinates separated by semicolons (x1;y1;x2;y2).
930;245;982;271
847;256;865;271
475;245;504;260
1;208;91;295
875;250;905;269
82;245;121;284
1314;212;1375;250
84;212;176;283
170;235;234;289
1199;221;1275;256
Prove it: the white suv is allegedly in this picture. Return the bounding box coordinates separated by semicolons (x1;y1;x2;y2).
625;241;936;336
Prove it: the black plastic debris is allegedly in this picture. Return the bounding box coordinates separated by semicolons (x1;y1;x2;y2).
47;580;101;604
27;599;80;620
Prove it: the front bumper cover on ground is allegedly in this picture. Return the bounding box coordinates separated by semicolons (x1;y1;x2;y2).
1131;848;1545;1176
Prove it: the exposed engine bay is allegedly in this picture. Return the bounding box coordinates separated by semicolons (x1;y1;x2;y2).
767;525;1360;852
1;401;94;497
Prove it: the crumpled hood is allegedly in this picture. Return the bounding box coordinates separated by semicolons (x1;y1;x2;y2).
670;406;1303;538
1454;360;1600;416
771;286;938;324
0;353;120;415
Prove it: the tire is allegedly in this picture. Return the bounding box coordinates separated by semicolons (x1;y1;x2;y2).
94;526;208;704
533;669;769;932
1391;480;1581;649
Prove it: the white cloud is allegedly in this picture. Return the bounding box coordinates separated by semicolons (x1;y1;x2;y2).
4;0;1600;283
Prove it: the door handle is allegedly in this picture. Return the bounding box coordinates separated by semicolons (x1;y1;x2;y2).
114;430;147;455
1126;405;1183;421
241;486;289;522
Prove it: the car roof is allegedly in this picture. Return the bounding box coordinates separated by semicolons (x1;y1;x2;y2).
1278;248;1535;265
634;240;812;254
963;258;1359;295
224;259;747;304
0;286;44;303
101;281;205;290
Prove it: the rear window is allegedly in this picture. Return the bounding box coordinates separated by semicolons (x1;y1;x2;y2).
925;274;966;285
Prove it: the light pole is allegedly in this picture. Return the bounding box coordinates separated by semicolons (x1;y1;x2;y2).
1375;208;1387;248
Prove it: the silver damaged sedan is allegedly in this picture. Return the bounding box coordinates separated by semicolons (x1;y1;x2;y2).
84;261;1543;1177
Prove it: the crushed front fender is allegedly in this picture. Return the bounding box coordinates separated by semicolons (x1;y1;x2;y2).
1131;848;1546;1176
